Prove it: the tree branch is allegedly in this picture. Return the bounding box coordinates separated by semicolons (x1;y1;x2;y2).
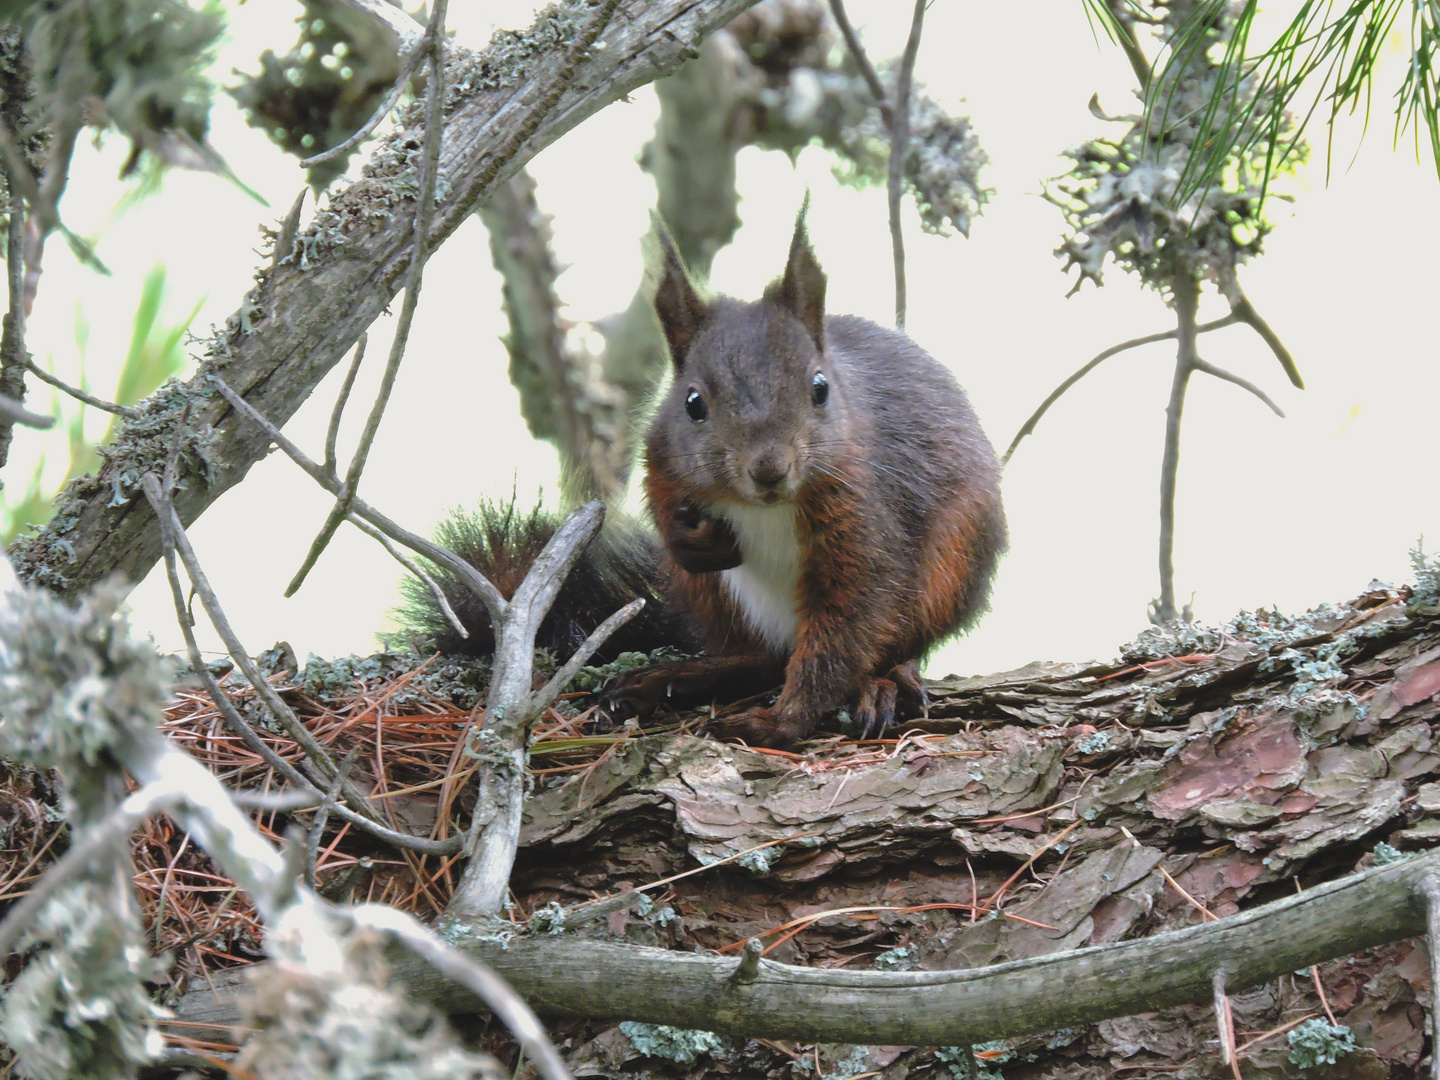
1230;289;1303;389
22;358;142;418
1155;274;1200;624
1001;314;1237;466
324;334;366;476
209;374;507;625
0;393;50;429
140;472;463;856
1192;356;1285;417
12;0;770;599
179;846;1440;1046
888;0;925;329
826;0;893;126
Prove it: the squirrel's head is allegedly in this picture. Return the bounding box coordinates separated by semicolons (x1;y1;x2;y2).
649;206;845;508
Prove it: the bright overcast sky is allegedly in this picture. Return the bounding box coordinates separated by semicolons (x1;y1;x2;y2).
8;1;1438;678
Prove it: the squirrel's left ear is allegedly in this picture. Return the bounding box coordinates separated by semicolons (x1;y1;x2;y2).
766;195;826;352
652;223;708;371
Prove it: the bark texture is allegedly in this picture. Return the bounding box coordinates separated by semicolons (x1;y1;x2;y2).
171;577;1440;1078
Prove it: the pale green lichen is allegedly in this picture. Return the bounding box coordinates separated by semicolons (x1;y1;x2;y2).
1372;841;1410;866
527;901;568;935
8;378;218;591
618;1022;729;1065
1286;1019;1356;1069
0;579;167;773
873;945;915;971
1411;539;1440;607
0;879;170;1080
234;926;503;1079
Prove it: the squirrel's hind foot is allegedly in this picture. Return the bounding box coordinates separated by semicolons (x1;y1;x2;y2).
854;662;929;740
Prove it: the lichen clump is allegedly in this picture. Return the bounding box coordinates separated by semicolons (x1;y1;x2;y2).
0;578;168;772
1048;2;1307;297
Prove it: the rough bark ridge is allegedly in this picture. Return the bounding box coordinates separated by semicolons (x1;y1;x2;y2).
6;0;766;597
168;572;1440;1078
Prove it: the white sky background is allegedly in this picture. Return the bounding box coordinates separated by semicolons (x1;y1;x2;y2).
6;0;1439;677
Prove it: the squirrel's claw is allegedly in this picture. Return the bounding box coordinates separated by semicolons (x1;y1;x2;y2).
888;661;930;719
855;678;899;740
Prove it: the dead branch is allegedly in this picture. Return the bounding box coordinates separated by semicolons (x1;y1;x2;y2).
178;846;1440;1046
11;0;769;599
1001;314;1237;466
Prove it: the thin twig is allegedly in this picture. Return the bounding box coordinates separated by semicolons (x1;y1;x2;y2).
826;0;893;125
1105;0;1156;91
527;598;645;715
1192;357;1285;416
287;0;450;599
0;393;50;428
300;45;429;169
1230;290;1302;389
210;374;506;622
351;904;575;1080
21;358;141;418
1155;274;1200;624
306;746;363;888
141;473;462;856
888;0;925;330
160;501;379;820
347;512;468;639
1002;315;1237;465
325;334;368;476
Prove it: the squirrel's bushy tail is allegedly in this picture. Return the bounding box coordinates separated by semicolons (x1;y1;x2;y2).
390;497;688;662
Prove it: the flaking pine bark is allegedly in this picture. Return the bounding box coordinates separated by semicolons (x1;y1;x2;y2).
164;571;1440;1078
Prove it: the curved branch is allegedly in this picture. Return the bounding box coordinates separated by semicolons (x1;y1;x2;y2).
1230;290;1303;389
826;0;893;125
180;846;1440;1046
1001;314;1236;466
1192;356;1285;417
23;358;141;418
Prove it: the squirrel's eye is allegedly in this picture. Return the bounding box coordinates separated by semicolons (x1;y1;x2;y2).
811;371;829;406
685;388;708;422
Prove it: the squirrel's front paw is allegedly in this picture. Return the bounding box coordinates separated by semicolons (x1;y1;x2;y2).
664;503;742;574
710;707;813;749
598;665;669;716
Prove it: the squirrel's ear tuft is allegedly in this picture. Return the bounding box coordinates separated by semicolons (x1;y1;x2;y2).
652;224;707;370
766;196;826;352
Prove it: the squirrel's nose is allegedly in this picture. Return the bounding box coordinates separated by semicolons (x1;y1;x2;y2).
748;456;792;489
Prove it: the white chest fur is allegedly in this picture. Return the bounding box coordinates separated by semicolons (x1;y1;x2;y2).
713;501;802;653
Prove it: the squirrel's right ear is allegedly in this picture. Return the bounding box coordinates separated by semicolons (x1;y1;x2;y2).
652;225;707;370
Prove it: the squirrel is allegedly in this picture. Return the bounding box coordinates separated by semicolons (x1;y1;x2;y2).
396;205;1006;748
